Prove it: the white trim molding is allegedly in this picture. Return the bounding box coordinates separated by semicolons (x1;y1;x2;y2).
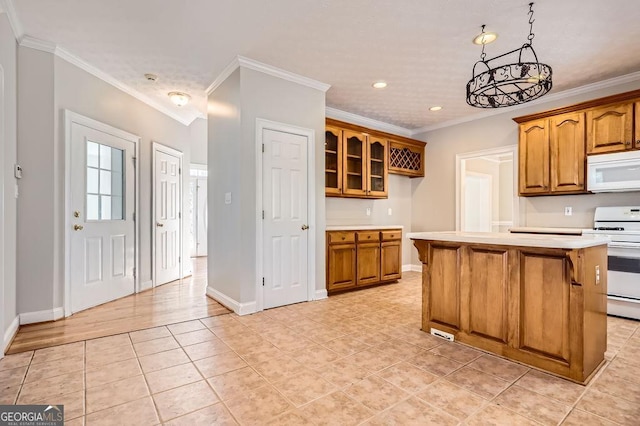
3;316;19;353
409;264;423;272
0;0;23;41
207;55;331;95
140;280;153;292
412;70;640;136
325;107;414;137
314;289;328;300
20;307;64;325
206;286;257;316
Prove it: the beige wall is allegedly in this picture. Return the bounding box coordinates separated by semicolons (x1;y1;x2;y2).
17;46;193;316
326;175;414;266
0;12;18;346
189;118;207;165
208;66;326;309
411;78;640;264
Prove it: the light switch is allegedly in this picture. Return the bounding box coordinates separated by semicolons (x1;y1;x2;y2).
388;208;393;216
366;208;371;216
224;192;232;204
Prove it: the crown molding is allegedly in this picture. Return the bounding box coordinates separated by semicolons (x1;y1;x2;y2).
206;55;331;96
412;70;640;136
325;107;413;137
18;36;197;126
0;0;23;40
205;56;240;95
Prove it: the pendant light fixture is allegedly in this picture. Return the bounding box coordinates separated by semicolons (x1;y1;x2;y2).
466;3;552;108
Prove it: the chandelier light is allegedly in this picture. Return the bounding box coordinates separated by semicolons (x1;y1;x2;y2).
466;2;553;108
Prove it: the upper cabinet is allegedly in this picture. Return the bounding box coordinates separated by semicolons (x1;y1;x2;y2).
325;119;425;198
586;103;634;154
388;139;425;177
514;88;640;197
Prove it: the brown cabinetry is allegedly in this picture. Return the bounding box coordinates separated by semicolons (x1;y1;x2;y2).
325;119;426;198
519;119;550;195
586;102;634;154
413;239;608;383
326;228;402;293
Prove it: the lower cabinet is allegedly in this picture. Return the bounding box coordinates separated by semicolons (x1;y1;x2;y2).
326;229;402;293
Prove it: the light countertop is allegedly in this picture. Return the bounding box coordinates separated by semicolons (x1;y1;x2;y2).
326;225;403;231
407;231;610;249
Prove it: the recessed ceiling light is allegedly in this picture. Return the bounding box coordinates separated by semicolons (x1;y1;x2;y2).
429;106;442;111
372;81;387;89
144;73;158;82
472;31;498;45
168;91;191;107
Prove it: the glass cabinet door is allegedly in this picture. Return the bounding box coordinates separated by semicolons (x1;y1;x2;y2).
325;126;342;195
342;130;367;196
368;136;388;197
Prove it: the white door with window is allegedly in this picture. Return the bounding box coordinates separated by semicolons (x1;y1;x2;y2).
69;122;136;313
463;172;492;232
262;128;308;309
154;145;182;285
189;166;208;257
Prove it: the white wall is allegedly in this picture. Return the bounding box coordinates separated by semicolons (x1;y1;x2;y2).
0;11;18;350
189;118;207;165
17;46;193;317
208;66;326;309
326;175;414;266
411;78;640;264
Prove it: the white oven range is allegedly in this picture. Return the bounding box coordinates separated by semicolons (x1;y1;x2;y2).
583;206;640;321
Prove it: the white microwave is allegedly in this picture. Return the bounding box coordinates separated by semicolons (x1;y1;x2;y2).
587;150;640;193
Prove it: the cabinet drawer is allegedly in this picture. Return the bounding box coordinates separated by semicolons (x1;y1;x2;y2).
381;230;402;241
327;231;356;244
357;231;380;243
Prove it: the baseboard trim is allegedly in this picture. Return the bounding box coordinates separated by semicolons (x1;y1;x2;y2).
139;280;153;292
3;316;20;353
314;289;328;300
20;307;65;325
206;286;257;316
404;264;422;272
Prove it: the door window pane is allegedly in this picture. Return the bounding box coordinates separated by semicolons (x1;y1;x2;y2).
87;141;125;221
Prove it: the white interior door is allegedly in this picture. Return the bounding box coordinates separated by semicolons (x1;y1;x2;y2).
154;146;182;285
195;178;208;256
263;129;308;309
463;172;492;232
70;124;136;313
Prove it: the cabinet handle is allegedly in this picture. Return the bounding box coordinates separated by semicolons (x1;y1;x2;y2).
636;140;640;147
626;141;632;147
341;237;345;240
367;236;371;239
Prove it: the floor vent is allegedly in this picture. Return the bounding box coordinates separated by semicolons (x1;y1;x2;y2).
430;328;454;342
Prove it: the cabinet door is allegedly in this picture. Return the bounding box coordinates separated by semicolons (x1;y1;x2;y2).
635;102;640;150
518;251;571;364
342;130;367;196
586;103;633;154
367;135;389;198
327;243;356;292
381;241;401;281
357;242;380;286
325;126;342;196
519;119;550;195
550;112;586;193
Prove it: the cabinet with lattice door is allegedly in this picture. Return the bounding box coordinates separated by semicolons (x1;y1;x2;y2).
388;139;426;177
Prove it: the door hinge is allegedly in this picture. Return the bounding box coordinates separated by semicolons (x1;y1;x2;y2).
133;212;136;221
179;167;182;174
262;277;265;286
179;256;181;263
133;267;136;278
262;210;264;219
132;156;137;163
179;212;181;219
262;143;265;153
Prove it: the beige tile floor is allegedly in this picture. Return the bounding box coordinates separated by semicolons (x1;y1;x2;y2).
1;271;639;425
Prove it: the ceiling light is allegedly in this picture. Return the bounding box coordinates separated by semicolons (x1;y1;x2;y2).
372;81;387;89
466;2;553;109
144;73;158;82
429;106;442;111
472;30;498;45
168;91;191;107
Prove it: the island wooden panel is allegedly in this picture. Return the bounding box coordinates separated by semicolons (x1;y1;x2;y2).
413;239;608;383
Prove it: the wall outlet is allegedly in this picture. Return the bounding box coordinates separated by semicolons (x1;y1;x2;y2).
564;206;572;216
224;192;232;204
366;208;371;216
388;208;393;216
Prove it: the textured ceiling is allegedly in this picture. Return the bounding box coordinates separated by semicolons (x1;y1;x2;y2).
11;0;640;130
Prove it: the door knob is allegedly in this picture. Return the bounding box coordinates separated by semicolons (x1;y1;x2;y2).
73;224;84;231
157;222;164;227
301;224;309;231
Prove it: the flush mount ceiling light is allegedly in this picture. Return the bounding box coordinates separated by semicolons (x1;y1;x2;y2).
372;81;387;89
429;106;443;111
168;91;191;107
466;2;553;108
472;29;498;45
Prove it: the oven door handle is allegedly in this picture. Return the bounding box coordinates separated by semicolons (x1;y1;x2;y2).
608;242;640;250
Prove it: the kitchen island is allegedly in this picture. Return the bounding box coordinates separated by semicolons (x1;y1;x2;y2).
408;231;609;383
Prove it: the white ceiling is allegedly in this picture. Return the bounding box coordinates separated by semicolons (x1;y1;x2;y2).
8;0;640;131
